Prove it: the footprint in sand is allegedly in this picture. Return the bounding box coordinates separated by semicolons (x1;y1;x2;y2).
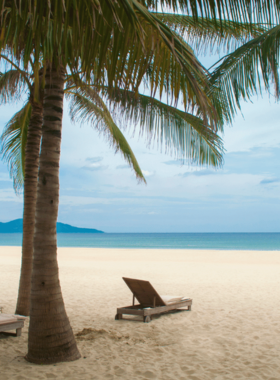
45;374;56;379
143;370;156;378
104;374;114;379
114;366;125;376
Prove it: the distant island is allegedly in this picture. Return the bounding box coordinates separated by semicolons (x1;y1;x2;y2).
0;219;104;233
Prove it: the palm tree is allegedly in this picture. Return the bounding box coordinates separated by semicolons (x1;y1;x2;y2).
0;62;146;318
0;53;224;316
0;60;44;317
0;56;224;322
1;0;279;365
0;60;222;364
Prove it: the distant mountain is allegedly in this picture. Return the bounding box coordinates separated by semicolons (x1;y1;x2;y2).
56;222;104;233
0;219;23;233
0;219;104;233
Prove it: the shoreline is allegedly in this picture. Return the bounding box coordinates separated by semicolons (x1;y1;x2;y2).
1;245;280;251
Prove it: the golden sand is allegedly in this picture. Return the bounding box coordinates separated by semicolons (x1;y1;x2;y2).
1;246;280;380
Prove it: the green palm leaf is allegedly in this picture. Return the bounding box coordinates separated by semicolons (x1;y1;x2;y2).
2;1;279;88
102;17;214;117
210;24;280;115
154;13;268;54
103;88;224;166
66;88;146;183
72;6;218;122
150;0;279;24
1;1;255;126
0;68;30;104
0;102;31;192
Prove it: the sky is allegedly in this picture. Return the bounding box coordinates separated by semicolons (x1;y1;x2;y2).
0;55;280;232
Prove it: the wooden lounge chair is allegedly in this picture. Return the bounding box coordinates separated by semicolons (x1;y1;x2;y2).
0;314;26;337
115;277;192;323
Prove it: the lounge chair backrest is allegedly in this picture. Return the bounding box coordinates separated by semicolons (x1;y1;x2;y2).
123;277;166;307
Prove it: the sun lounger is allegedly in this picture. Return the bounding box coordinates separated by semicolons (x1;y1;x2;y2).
0;314;27;336
115;277;192;323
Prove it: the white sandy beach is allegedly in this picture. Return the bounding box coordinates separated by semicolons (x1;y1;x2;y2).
1;246;280;380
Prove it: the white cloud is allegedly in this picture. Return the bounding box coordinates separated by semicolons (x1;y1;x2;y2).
181;168;219;177
223;95;280;153
116;165;130;169
86;156;103;163
1;90;280;232
0;188;22;202
82;163;108;171
260;178;280;185
142;170;155;177
59;195;111;206
164;160;184;166
59;195;143;206
0;173;10;182
81;156;108;171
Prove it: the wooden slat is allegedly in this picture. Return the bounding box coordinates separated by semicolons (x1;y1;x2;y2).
117;308;144;316
0;320;24;333
144;300;192;316
122;277;166;307
118;304;144;310
117;299;192;318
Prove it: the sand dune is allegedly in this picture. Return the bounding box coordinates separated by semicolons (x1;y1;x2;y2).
1;247;280;379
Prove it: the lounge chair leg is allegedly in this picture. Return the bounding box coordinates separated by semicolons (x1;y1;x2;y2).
115;314;122;320
188;305;192;311
16;328;22;337
144;316;151;323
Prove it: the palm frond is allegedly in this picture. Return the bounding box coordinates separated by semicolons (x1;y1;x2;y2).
67;89;146;183
149;0;280;24
103;88;224;167
73;6;218;123
1;0;279;72
0;102;31;193
210;24;280;115
0;69;30;104
1;1;216;125
154;13;269;55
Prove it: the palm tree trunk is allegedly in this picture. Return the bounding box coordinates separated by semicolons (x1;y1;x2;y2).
26;65;81;364
15;100;43;317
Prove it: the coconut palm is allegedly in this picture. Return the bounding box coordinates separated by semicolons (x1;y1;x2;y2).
1;60;225;325
0;62;146;319
0;45;227;320
30;64;218;364
0;62;44;318
1;0;279;365
0;57;220;361
1;3;202;363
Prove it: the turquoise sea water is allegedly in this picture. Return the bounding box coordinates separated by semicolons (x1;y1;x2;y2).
0;233;280;250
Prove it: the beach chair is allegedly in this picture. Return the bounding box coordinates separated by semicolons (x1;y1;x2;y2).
115;277;192;323
0;314;26;337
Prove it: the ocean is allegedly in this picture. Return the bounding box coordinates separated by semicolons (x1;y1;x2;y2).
0;233;280;250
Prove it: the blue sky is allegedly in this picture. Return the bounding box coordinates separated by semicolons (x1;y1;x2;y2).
0;55;280;232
